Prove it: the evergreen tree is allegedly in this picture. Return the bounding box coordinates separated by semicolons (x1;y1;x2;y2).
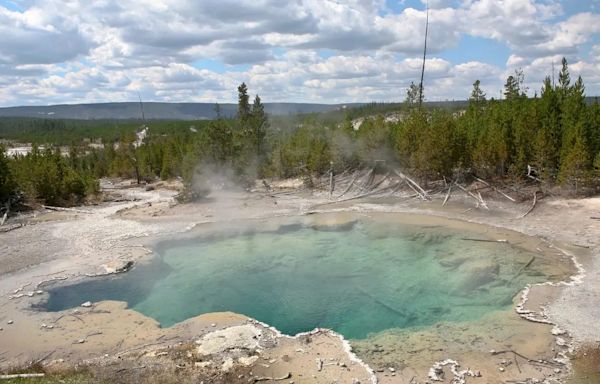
469;80;486;104
237;83;251;124
250;95;268;158
557;57;571;100
534;77;561;180
0;146;15;203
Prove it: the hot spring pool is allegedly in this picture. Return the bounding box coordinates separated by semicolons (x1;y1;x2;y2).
43;214;561;339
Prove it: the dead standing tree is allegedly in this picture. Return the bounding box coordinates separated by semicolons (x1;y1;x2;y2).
418;0;429;109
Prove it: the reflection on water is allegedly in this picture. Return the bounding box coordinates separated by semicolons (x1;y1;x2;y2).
44;217;558;339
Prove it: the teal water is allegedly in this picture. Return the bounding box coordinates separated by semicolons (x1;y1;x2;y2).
44;217;553;339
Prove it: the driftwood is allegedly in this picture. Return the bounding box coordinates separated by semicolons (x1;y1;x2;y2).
358;168;375;192
367;171;390;192
0;223;21;233
253;372;291;382
0;374;45;379
461;238;507;243
477;192;489;210
356;286;407;318
474;177;516;202
491;349;561;367
510;256;536;282
393;170;430;200
527;165;541;182
456;184;489;209
442;186;452;206
337;172;360;199
519;191;539;218
42;205;93;214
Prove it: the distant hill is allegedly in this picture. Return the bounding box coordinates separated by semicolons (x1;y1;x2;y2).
0;102;365;120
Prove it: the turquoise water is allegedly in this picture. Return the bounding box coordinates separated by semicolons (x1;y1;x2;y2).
44;217;552;339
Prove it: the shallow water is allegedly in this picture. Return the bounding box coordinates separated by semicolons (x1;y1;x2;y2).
44;216;557;339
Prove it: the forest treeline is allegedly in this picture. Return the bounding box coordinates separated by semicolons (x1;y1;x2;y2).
0;59;599;207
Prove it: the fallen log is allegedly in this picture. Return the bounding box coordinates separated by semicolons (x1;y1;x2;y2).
461;238;508;243
337;171;360;199
510;256;536;282
42;205;93;214
442;185;452;206
393;170;430;200
477;191;489;210
358;168;376;192
474;176;516;202
367;171;390;192
455;183;486;208
253;372;292;382
0;373;45;379
519;191;539;218
0;223;22;233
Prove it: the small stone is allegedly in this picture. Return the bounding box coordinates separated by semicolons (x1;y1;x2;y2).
76;339;86;344
340;362;347;368
81;301;92;308
35;290;43;294
0;327;3;331
474;371;481;377
498;367;505;372
554;368;561;374
211;323;216;327
489;349;496;354
388;367;396;373
7;320;13;325
40;323;47;328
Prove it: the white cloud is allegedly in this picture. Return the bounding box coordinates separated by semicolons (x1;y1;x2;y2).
0;0;599;105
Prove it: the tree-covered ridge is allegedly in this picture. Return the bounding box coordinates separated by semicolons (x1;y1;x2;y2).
0;58;599;208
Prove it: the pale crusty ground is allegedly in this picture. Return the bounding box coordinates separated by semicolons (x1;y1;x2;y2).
0;178;598;384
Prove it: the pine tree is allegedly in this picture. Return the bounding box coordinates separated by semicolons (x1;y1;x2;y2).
237;83;250;124
251;95;268;158
470;80;486;104
534;77;561;180
0;145;15;203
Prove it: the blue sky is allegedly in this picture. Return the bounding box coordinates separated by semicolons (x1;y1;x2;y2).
1;0;600;105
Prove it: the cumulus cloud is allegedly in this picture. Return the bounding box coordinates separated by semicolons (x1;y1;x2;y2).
0;0;599;105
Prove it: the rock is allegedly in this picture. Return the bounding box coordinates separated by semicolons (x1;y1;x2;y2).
388;367;396;373
211;323;216;327
76;339;86;344
196;325;262;356
81;301;92;308
554;368;561;374
238;356;259;366
101;260;134;274
498;367;505;372
221;357;234;372
7;320;13;325
194;362;213;368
